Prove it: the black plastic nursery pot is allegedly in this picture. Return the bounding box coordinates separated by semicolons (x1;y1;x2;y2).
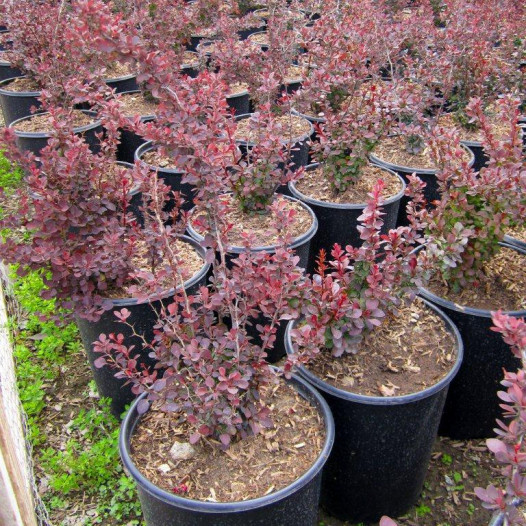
417;242;526;439
289;163;406;275
284;298;463;523
461;139;489;173
117;117;154;164
186;194;318;362
76;236;210;418
135;141;196;212
0;61;21;83
119;372;335;526
10;110;103;157
0;75;41;126
370;144;475;227
0;33;22;83
105;73;139;94
116;91;156;163
503;234;526;251
226;88;250;116
235;112;314;171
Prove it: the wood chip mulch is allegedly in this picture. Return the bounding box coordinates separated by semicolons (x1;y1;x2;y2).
130;380;325;502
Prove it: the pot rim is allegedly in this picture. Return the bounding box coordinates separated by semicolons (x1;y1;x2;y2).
0;74;41;96
290;107;326;124
107;234;210;305
119;369;335;512
288;162;406;209
503;234;526;251
105;72;137;83
234;112;314;147
135;140;184;175
369;135;475;175
285;297;464;406
10;109;101;138
460;126;526;147
414;243;526;317
0;59;17;67
186;193;319;254
226;86;250;99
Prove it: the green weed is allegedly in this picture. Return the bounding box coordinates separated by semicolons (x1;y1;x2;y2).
441;453;453;466
10;269;143;523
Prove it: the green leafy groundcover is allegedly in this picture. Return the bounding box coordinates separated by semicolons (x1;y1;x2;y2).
2;152;143;524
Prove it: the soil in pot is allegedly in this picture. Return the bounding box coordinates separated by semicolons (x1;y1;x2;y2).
77;237;209;418
306;300;456;397
0;75;41;125
12;110;94;132
188;192;315;263
130;381;324;501
290;162;405;274
234;113;312;144
117;91;158;118
418;243;526;439
121;372;334;526
286;298;462;523
371;134;474;226
247;31;270;50
426;245;526;312
0;75;39;93
234;112;313;170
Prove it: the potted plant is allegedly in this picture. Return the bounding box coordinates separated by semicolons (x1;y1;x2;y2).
369;79;476;226
71;0;318;367
0;110;209;416
425;0;524;171
92;169;334;526
0;0;61;124
474;311;526;525
411;95;526;439
0;29;22;83
0;0;141;125
290;69;407;272
284;180;463;522
9;106;102;157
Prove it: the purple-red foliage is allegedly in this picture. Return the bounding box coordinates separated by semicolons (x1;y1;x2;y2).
93;198;309;446
286;178;425;364
474;312;526;525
